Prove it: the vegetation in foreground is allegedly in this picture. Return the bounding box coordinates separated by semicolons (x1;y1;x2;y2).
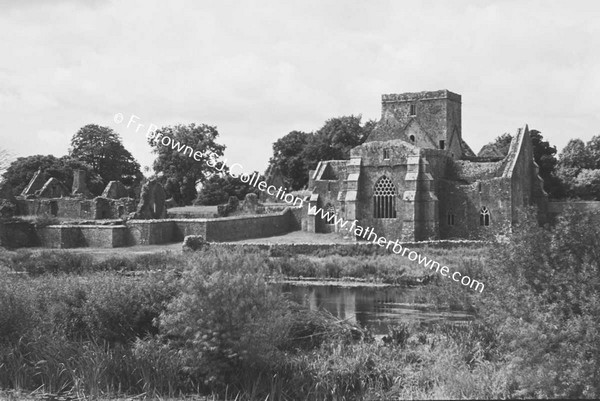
0;209;599;400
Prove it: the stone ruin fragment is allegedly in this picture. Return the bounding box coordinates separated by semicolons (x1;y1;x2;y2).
132;178;167;219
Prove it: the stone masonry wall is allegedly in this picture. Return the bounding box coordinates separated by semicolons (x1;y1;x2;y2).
16;197;135;220
2;208;301;248
0;221;39;248
367;90;462;157
438;178;512;239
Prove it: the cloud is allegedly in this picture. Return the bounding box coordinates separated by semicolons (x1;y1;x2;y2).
0;0;599;172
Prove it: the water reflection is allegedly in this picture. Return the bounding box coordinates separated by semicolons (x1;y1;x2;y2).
281;284;475;334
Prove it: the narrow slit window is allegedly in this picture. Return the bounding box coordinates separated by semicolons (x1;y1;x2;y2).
325;203;336;225
383;149;390;160
410;104;416;116
447;210;455;226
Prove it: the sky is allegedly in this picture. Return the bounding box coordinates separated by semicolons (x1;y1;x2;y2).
1;0;599;175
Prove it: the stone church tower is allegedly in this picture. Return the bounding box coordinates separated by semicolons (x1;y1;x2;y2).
304;89;547;241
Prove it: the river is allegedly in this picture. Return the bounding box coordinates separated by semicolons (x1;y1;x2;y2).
281;283;476;335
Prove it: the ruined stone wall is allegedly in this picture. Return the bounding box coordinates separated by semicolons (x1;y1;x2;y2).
289;206;304;231
438;178;512;239
350;141;418;241
172;220;208;240
502;126;549;224
37;225;128;248
126;220;176;245
15;197;135;220
355;164;408;240
367;90;462;157
0;221;39;248
4;209;301;248
204;210;294;242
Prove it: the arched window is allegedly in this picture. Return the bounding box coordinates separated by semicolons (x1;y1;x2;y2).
480;206;490;226
373;176;397;218
325;203;336;224
409;134;415;142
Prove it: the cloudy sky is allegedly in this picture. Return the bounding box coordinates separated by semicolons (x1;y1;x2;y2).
1;0;599;174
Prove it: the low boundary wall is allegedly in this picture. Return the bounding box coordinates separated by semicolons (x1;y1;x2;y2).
1;208;300;249
38;225;129;248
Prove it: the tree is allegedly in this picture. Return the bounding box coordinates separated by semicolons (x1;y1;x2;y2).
477;133;512;158
266;131;310;190
70;124;142;187
301;115;371;173
149;123;226;205
195;173;262;206
481;209;600;398
555;139;594;198
1;155;104;196
572;169;600;200
557;139;593;171
529;130;563;198
0;149;12;177
586;134;600;169
265;115;374;190
494;133;513;156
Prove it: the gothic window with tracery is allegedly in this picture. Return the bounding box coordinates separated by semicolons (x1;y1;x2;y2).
480;206;490;226
373;176;397;218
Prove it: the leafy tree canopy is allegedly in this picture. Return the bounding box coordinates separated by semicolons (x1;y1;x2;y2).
266;115;375;190
266;131;310;191
70;124;142;187
585;134;600;169
529;129;562;198
195;172;262;206
557;138;593;171
555;136;600;199
0;148;12;177
149;123;226;205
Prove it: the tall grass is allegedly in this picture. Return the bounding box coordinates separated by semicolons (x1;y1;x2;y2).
1;210;598;400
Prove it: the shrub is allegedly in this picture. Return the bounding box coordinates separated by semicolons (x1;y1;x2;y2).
7;250;94;275
480;208;600;398
157;249;291;393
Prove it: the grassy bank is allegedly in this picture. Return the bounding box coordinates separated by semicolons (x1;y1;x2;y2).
1;209;599;399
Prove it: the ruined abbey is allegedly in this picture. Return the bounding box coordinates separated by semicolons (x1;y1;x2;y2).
0;89;553;249
304;90;549;240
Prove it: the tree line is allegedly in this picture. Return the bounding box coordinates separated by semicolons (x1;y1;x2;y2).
484;130;600;200
1;119;599;205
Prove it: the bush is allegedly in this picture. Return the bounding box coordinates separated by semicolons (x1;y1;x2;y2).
480;208;600;398
6;250;94;275
157;249;291;393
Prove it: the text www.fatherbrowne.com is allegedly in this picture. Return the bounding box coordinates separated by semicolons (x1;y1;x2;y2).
309;207;484;293
117;112;485;293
